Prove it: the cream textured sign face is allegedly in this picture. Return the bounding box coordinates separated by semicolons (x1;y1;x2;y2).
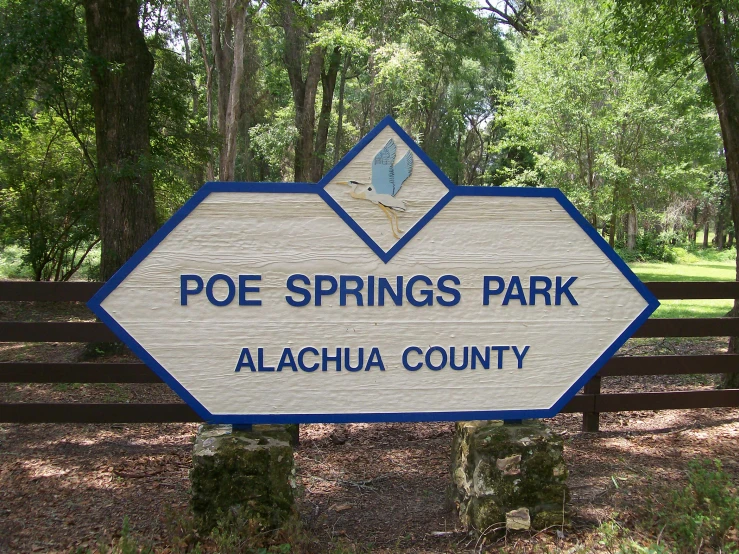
89;117;659;424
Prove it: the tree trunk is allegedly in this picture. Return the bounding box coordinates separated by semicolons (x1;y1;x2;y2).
84;0;157;281
279;0;324;182
716;207;725;249
174;0;199;115
626;205;637;251
183;0;215;180
210;0;248;182
692;0;739;386
219;1;247;181
608;212;616;248
211;0;231;169
238;17;259;182
608;185;618;248
333;53;350;166
703;220;710;248
311;46;341;182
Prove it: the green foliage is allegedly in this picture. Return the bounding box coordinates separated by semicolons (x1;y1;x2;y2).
594;519;670;554
91;507;304;554
209;507;297;554
0;245;33;279
0;0;89;138
657;459;739;553
0;0;99;280
249;106;298;182
0;114;98;281
673;244;738;264
500;0;721;238
611;0;738;78
146;29;216;221
617;232;677;263
0;0;732;282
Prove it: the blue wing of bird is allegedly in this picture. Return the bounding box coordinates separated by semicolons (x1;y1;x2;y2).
371;139;397;196
392;150;413;196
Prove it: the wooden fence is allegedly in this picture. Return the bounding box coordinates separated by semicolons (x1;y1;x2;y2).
1;281;738;431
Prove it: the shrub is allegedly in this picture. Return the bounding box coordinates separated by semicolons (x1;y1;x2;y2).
657;459;739;553
616;232;677;263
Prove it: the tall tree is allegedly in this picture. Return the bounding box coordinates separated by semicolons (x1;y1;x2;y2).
501;0;719;243
277;0;325;182
83;0;157;280
211;0;250;181
693;2;739;262
182;0;252;182
613;0;739;384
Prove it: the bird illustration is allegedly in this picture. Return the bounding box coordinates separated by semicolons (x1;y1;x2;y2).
336;138;414;239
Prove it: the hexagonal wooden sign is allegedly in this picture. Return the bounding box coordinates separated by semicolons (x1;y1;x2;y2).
89;117;658;423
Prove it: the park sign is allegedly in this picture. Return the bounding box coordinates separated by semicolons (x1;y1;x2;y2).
88;117;659;424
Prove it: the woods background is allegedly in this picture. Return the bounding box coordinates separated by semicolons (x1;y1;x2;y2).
0;0;736;286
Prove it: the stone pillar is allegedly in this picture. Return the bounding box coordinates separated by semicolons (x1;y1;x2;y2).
450;420;569;533
190;424;297;532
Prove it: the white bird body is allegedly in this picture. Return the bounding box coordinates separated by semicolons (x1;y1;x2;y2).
346;181;407;211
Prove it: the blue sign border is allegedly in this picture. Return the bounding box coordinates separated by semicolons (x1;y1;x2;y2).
88;116;659;424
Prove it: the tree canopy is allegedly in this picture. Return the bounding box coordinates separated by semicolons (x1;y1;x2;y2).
0;0;735;281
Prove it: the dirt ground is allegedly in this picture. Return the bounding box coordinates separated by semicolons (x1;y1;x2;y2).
1;301;738;552
3;403;739;553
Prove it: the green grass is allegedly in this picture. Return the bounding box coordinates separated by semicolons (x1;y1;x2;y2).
630;247;736;319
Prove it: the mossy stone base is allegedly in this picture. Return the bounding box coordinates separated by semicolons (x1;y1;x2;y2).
450;420;570;532
190;424;297;533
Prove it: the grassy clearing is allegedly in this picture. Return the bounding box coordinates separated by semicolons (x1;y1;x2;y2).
630;247;736;318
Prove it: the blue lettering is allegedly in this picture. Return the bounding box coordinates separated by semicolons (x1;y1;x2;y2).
502;276;526;305
344;348;364;372
471;346;490;369
449;346;468;370
234;347;256;372
555;276;578;305
339;275;364;307
436;275;461;306
407;275;434;307
402;346;423;371
490;345;509;369
285;274;311;307
298;347;319;372
366;347;385;371
367;276;375;306
257;348;274;372
378;276;403;306
529;276;551;306
277;348;297;372
425;346;447;371
483;276;505;305
322;347;341;371
206;274;235;306
512;345;530;369
238;274;262;306
315;275;338;306
180;274;204;305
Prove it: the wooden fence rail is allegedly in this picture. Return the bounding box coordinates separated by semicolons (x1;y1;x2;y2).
1;281;738;429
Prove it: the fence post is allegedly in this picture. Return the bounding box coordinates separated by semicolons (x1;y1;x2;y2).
582;375;601;432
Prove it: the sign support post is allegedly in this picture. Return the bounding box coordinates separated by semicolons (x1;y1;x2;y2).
89;116;658;532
